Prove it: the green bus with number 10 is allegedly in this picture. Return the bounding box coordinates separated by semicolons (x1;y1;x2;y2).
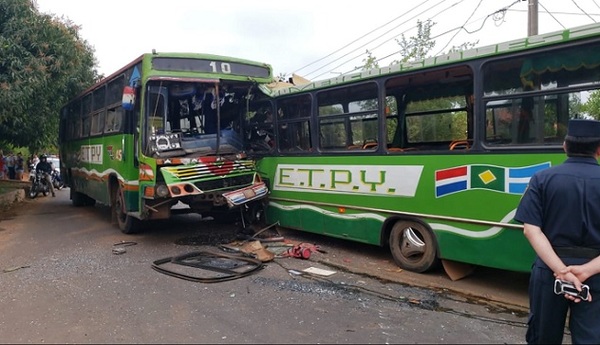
59;52;273;233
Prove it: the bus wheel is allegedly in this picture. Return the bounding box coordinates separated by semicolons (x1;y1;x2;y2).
243;201;265;227
114;185;139;234
389;220;439;273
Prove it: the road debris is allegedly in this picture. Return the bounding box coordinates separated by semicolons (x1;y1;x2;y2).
281;243;324;260
112;241;137;255
303;267;336;276
151;250;264;283
2;265;30;273
240;240;275;262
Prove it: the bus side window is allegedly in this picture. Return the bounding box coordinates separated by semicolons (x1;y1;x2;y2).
277;94;312;152
279;121;311;152
317;83;379;151
105;107;123;133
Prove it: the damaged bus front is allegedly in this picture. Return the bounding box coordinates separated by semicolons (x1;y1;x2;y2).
59;53;273;234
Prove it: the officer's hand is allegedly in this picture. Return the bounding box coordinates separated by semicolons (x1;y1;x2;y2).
559;265;591;285
556;267;593;302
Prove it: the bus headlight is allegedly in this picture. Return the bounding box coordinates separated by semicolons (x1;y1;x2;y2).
155;184;170;197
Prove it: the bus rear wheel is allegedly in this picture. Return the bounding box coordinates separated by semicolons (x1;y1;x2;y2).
114;185;139;234
389;220;439;273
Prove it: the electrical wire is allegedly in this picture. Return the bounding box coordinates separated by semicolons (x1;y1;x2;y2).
313;0;521;78
300;0;453;80
434;0;484;55
571;0;597;22
538;1;566;29
295;0;600;81
307;0;466;80
294;0;436;76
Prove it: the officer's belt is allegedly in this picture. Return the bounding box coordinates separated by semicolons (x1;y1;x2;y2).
554;246;600;259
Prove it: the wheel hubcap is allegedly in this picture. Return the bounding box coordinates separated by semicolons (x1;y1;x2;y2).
400;227;425;257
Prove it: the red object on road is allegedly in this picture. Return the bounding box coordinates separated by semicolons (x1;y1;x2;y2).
283;243;321;259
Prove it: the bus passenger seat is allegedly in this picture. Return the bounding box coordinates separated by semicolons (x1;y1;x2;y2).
362;141;378;149
449;140;471;150
388;147;404;152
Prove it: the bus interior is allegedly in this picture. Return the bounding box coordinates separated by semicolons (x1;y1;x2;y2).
144;80;269;158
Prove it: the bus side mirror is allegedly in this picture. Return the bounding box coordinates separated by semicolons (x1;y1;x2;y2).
122;86;136;111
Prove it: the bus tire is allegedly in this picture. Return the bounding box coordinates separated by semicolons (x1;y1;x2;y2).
389;220;439;273
243;201;265;227
114;185;140;234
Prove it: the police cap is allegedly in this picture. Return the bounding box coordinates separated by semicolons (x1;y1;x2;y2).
567;119;600;138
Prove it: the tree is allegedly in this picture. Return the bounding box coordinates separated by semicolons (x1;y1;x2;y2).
393;20;436;64
0;0;98;152
581;90;600;120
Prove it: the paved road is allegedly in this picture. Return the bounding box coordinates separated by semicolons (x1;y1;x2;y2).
0;189;570;343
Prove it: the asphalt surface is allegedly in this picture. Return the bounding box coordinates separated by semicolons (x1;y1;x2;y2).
0;186;572;343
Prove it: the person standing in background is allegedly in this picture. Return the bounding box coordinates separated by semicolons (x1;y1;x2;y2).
15;152;24;181
6;152;15;180
0;151;6;180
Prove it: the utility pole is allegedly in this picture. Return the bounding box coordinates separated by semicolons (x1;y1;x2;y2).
528;0;538;36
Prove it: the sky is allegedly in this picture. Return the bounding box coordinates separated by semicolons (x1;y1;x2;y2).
34;0;600;81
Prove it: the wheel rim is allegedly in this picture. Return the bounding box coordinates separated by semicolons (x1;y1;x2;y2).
400;226;426;258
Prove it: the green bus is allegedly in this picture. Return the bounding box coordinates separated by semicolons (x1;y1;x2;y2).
58;52;274;233
250;23;600;273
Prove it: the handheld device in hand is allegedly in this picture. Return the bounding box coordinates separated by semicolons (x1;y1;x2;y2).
554;279;590;301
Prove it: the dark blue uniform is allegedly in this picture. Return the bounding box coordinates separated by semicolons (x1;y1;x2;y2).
515;156;600;344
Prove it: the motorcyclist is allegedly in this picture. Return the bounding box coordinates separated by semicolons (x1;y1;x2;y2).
35;155;55;197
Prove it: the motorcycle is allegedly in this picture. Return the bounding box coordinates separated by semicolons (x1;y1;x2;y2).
28;170;52;199
51;169;65;190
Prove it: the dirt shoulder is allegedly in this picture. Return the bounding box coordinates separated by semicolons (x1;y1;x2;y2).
0;180;29;214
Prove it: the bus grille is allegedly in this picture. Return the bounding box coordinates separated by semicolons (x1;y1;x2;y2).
194;174;254;192
163;160;255;181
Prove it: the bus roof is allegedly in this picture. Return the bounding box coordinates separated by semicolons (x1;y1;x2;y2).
77;51;273;99
268;22;600;97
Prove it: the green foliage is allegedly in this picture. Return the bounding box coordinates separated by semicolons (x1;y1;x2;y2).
361;50;379;70
582;90;600;120
394;20;436;64
0;0;98;152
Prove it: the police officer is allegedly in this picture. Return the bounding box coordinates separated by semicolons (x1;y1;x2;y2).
515;118;600;344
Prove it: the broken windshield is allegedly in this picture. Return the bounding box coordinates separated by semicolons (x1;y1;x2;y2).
144;81;255;158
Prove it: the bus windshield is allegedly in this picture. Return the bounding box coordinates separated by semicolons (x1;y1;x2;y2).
144;81;250;157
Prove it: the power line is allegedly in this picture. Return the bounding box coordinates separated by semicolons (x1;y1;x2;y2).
537;1;566;29
298;0;600;81
571;0;597;22
317;0;506;78
306;0;468;80
433;0;522;55
434;0;483;55
298;0;451;79
293;0;438;76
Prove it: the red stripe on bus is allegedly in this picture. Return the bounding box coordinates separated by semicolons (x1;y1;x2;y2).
436;166;467;181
